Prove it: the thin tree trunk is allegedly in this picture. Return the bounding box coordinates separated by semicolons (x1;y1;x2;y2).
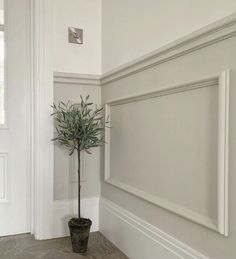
77;143;81;218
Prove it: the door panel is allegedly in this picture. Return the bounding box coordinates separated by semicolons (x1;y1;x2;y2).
0;0;30;236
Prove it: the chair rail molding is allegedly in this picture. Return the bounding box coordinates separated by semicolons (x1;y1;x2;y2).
100;13;236;85
104;71;229;236
54;72;101;86
52;14;236;88
30;0;54;240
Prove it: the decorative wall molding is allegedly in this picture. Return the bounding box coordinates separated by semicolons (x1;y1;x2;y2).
54;72;101;86
104;71;229;236
100;13;236;85
100;198;209;259
30;0;54;239
105;76;218;106
217;70;230;236
53;196;99;238
0;153;8;203
52;13;236;89
53;14;236;87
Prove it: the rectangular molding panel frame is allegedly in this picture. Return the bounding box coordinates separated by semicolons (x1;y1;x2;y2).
104;71;229;236
0;153;8;203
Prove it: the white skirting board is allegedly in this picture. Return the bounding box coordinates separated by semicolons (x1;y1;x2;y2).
53;196;99;238
99;198;209;259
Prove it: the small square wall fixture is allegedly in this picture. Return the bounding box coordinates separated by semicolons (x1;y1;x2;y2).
68;27;83;44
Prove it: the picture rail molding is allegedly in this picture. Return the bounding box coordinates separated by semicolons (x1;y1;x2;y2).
104;70;229;236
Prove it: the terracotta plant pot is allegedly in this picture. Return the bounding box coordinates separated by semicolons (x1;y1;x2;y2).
68;218;92;253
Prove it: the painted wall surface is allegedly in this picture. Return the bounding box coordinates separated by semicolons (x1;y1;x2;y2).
101;34;236;259
54;83;101;200
102;0;236;73
108;85;218;224
52;0;102;201
52;0;101;74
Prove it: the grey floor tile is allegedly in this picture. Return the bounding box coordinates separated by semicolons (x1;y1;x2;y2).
0;232;128;259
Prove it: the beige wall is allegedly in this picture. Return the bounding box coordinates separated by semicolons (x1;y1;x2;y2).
52;3;236;257
54;82;101;200
101;33;236;258
102;0;236;73
53;0;101;74
52;0;102;201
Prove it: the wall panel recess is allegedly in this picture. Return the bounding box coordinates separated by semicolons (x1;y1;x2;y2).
105;71;229;236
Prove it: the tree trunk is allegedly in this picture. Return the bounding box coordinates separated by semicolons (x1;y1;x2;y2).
77;144;81;218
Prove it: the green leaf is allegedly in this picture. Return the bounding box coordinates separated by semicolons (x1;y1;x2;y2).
51;97;108;154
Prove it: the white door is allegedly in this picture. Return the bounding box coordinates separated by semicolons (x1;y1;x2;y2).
0;0;30;236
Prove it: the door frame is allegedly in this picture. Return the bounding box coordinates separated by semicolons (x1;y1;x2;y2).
29;0;54;240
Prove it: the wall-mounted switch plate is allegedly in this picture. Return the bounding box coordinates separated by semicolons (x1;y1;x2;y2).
68;27;83;44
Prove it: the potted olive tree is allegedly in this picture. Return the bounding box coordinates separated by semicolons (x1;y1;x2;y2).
51;96;106;253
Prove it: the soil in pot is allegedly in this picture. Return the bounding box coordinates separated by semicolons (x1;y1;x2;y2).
68;217;92;253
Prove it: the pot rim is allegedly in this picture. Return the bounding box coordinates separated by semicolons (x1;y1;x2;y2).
68;217;92;228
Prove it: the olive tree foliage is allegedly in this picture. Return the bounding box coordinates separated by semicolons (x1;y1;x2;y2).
51;96;108;218
51;95;106;155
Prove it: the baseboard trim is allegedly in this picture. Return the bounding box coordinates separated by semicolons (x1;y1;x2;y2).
53;196;99;238
100;198;209;259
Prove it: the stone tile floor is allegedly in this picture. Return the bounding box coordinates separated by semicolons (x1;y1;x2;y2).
0;232;129;259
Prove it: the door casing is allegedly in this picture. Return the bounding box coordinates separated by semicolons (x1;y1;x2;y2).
29;0;54;240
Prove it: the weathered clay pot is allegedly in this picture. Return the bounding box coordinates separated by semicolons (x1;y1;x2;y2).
68;218;92;253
